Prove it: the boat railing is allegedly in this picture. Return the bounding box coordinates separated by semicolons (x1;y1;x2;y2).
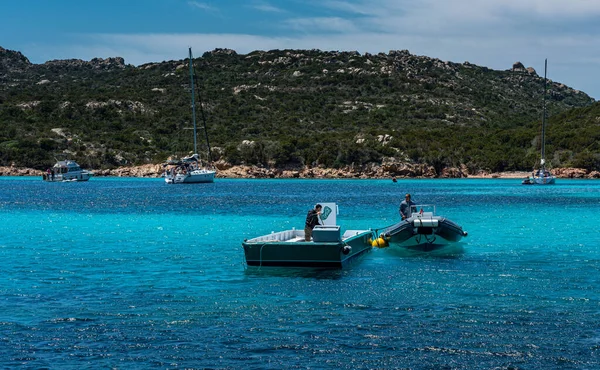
246;229;304;243
410;204;436;218
342;230;372;240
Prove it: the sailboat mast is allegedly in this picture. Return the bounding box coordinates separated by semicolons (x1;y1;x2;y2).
189;47;198;155
540;58;547;170
195;73;213;163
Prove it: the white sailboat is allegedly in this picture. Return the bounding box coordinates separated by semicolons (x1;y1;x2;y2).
523;59;556;185
165;48;216;184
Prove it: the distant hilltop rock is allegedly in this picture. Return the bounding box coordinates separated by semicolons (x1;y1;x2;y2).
387;49;411;58
203;48;238;57
43;57;127;70
512;61;537;76
0;45;127;76
0;46;32;73
1;45;126;73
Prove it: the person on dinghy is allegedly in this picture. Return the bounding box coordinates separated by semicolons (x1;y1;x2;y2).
399;193;416;220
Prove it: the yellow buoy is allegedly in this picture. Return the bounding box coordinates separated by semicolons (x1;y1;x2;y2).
371;237;389;248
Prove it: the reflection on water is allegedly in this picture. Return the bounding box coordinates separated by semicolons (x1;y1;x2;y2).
381;242;466;259
244;266;345;280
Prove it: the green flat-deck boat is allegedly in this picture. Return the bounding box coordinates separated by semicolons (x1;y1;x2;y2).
242;203;374;268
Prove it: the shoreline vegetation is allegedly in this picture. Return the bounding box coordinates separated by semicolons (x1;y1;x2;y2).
1;163;599;179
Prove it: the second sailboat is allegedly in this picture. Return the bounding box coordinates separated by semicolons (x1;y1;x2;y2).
165;48;216;184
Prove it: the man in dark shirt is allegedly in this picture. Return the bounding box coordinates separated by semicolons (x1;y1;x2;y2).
399;193;415;220
304;204;322;241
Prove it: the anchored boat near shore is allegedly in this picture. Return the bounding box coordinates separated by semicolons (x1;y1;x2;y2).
43;159;93;182
164;48;216;184
242;203;374;268
376;204;467;251
523;59;556;186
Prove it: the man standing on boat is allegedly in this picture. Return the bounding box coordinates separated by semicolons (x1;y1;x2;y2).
399;194;415;220
304;204;322;241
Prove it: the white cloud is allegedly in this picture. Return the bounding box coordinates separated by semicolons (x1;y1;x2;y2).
188;1;216;12
251;2;285;13
494;0;600;18
283;17;359;33
313;0;600;37
320;0;600;19
319;0;373;16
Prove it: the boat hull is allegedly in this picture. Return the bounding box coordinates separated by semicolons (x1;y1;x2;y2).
44;173;93;182
44;159;93;182
533;176;555;185
165;170;215;184
242;230;373;268
522;178;534;185
382;217;466;251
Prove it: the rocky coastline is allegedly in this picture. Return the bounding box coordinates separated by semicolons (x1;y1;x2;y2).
1;163;598;179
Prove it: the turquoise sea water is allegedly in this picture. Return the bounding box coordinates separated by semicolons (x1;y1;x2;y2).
1;177;599;369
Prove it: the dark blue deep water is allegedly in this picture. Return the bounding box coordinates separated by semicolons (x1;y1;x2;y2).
1;177;599;369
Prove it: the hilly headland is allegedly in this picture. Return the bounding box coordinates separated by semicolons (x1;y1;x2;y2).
1;46;599;178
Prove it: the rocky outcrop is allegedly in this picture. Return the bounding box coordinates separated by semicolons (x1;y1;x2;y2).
381;162;437;178
0;46;31;73
553;167;589;178
43;57;126;70
440;165;468;178
588;171;600;178
2;164;599;179
215;160;443;179
204;48;238;57
0;166;42;176
512;61;525;71
97;165;600;179
94;164;164;177
511;61;537;76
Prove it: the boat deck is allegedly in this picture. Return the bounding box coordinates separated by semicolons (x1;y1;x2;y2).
242;228;375;268
246;229;371;244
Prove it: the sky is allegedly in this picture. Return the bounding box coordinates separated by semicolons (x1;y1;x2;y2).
1;0;599;99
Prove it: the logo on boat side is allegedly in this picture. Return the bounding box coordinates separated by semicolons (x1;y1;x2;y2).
321;206;332;220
